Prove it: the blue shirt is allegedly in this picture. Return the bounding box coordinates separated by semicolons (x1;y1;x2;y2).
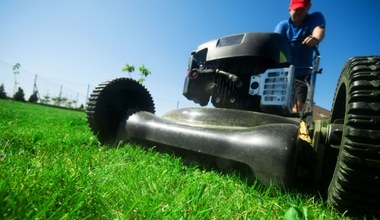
275;12;326;77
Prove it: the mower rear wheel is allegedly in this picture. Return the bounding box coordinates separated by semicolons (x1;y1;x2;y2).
86;78;155;145
327;56;380;216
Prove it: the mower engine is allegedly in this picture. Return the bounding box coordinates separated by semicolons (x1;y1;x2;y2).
183;32;295;115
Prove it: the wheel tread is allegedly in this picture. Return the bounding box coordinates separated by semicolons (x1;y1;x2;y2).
328;55;380;216
86;78;155;144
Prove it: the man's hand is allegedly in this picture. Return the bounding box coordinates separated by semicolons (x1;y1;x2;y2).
302;35;319;47
303;26;325;47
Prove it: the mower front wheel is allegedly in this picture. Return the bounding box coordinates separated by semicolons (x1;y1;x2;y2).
86;78;155;145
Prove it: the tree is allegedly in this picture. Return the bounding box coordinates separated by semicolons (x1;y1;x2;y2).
79;104;84;110
52;96;67;106
13;87;25;101
138;65;151;84
71;99;77;108
122;63;152;84
122;64;135;77
65;99;73;108
28;91;39;103
40;94;50;104
0;84;7;99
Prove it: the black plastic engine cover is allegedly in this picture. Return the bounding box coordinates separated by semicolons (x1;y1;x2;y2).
183;32;292;108
195;32;291;64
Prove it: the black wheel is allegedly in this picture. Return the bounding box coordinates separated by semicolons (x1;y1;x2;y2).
86;78;155;145
327;56;380;216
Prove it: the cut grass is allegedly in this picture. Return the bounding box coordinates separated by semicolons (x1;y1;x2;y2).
0;99;350;219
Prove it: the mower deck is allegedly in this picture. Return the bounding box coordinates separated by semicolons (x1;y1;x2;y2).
119;107;300;187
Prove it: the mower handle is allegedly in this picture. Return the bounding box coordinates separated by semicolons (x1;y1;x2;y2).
287;39;320;56
288;39;322;122
313;46;320;56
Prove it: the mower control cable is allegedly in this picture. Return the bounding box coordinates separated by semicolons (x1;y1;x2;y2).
192;68;243;88
216;69;243;88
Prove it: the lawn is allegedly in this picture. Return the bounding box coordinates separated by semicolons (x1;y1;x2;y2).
0;99;349;219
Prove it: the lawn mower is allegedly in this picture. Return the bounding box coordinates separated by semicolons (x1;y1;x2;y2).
86;32;380;216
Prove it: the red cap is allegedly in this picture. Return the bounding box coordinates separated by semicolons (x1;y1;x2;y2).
290;0;311;10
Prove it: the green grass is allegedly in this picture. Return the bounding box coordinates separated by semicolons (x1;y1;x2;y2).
0;99;349;219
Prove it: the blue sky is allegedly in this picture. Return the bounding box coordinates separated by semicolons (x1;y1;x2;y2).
1;0;379;116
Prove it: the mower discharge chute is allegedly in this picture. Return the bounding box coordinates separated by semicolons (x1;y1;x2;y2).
86;32;380;216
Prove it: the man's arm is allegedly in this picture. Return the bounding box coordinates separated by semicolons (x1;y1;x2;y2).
312;26;325;42
274;20;287;36
302;26;325;47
